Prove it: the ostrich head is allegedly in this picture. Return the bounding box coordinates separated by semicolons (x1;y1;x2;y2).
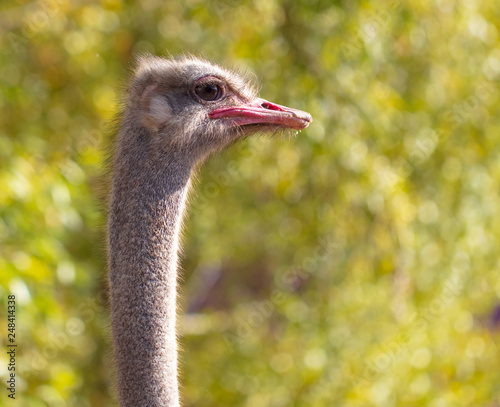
124;55;312;162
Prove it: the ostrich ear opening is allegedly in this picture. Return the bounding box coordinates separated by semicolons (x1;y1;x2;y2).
140;84;174;132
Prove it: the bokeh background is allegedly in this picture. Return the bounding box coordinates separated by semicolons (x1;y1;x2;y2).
1;0;500;406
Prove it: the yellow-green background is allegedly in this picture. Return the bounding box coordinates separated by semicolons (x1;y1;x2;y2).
1;0;500;406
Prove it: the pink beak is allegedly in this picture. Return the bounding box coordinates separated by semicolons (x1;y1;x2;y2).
209;98;312;130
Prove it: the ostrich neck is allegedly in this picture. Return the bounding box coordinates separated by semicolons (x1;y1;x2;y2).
108;127;192;407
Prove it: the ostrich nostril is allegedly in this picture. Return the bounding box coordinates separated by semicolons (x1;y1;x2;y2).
260;101;284;111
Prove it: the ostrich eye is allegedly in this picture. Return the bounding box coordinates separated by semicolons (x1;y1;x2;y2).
194;83;223;101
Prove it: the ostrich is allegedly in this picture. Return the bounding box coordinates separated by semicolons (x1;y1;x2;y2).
108;55;312;407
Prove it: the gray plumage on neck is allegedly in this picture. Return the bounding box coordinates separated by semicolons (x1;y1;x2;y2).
109;128;190;407
108;55;312;407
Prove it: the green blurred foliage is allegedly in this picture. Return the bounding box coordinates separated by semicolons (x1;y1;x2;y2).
1;0;500;406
